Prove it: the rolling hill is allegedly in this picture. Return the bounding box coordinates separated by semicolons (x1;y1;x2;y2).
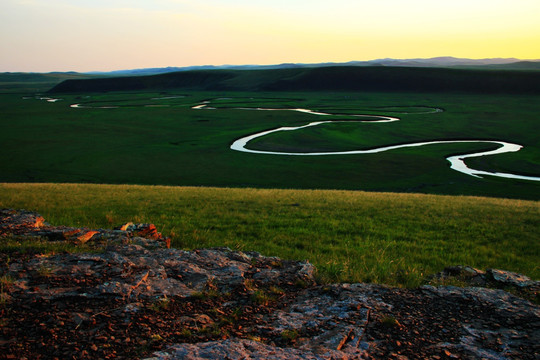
49;66;540;94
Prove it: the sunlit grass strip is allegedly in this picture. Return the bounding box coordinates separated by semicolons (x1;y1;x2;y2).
1;183;538;287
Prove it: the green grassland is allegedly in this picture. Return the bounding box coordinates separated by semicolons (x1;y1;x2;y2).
1;183;538;286
0;90;539;199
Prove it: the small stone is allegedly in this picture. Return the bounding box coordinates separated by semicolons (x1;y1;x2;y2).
118;222;134;231
76;231;99;244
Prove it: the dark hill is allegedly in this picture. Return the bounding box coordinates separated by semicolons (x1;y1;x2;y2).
49;70;238;93
454;61;540;71
49;66;540;94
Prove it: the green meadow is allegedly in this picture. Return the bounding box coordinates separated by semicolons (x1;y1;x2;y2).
1;183;538;287
0;91;539;199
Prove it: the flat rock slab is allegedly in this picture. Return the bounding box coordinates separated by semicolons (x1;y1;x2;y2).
8;244;315;300
149;339;335;360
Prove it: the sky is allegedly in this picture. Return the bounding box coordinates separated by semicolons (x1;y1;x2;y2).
1;0;540;72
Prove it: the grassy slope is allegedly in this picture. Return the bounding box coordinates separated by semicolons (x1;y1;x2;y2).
1;91;538;199
1;183;538;286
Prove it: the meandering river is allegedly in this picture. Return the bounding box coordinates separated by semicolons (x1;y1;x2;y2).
192;102;540;182
56;95;540;182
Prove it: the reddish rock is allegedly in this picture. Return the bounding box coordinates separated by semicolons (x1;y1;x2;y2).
135;224;161;240
76;231;99;244
118;222;134;231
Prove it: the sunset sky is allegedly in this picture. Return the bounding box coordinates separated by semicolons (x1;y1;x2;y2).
1;0;539;72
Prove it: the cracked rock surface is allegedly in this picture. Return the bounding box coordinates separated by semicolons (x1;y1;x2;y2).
1;209;538;359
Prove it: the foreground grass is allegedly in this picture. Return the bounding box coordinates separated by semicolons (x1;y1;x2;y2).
1;183;538;287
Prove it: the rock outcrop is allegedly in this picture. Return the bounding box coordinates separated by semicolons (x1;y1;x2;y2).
430;265;539;301
0;208;171;247
1;209;538;359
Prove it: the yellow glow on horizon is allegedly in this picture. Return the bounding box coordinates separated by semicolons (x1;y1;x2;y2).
1;0;539;72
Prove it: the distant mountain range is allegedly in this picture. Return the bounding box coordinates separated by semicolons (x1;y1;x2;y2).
86;57;540;76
